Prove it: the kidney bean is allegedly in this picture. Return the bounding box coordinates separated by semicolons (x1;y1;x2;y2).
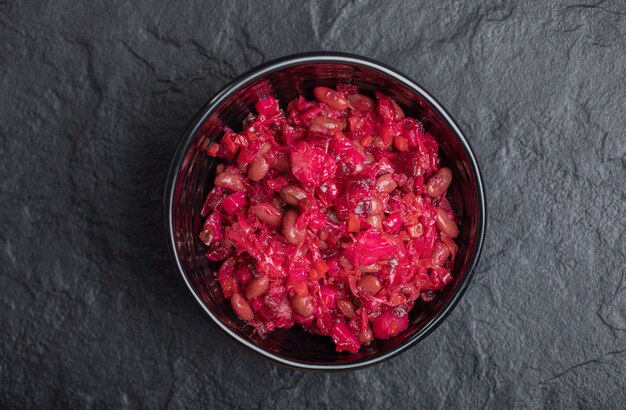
336;299;356;318
339;256;354;270
282;210;305;245
214;171;245;191
313;86;349;111
245;275;270;300
280;186;308;206
347;93;375;111
291;294;314;317
250;203;283;228
376;173;398;193
248;156;269;181
431;240;451;265
426;167;453;197
358;327;373;345
309;116;344;132
358;274;382;295
436;208;459;238
440;234;458;260
231;293;254;321
373;135;393;149
359;263;383;273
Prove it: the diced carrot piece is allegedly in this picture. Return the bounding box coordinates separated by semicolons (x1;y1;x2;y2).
347;214;361;233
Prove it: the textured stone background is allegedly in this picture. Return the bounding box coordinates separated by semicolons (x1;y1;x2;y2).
1;0;625;408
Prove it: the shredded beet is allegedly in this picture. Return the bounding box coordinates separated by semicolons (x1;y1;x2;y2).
199;85;459;353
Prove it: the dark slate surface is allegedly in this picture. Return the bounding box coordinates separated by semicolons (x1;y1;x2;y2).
1;0;625;408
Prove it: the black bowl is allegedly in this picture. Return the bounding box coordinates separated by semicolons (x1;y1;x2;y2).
164;52;486;370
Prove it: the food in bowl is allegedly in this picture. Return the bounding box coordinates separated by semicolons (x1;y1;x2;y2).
197;85;459;353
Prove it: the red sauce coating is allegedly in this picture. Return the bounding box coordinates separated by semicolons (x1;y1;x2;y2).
199;85;458;353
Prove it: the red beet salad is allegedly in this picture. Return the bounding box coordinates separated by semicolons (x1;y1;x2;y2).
197;85;459;353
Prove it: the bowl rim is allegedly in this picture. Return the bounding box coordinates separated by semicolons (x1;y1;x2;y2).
164;51;487;371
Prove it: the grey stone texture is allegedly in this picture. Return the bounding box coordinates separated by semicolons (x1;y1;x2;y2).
1;0;625;408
